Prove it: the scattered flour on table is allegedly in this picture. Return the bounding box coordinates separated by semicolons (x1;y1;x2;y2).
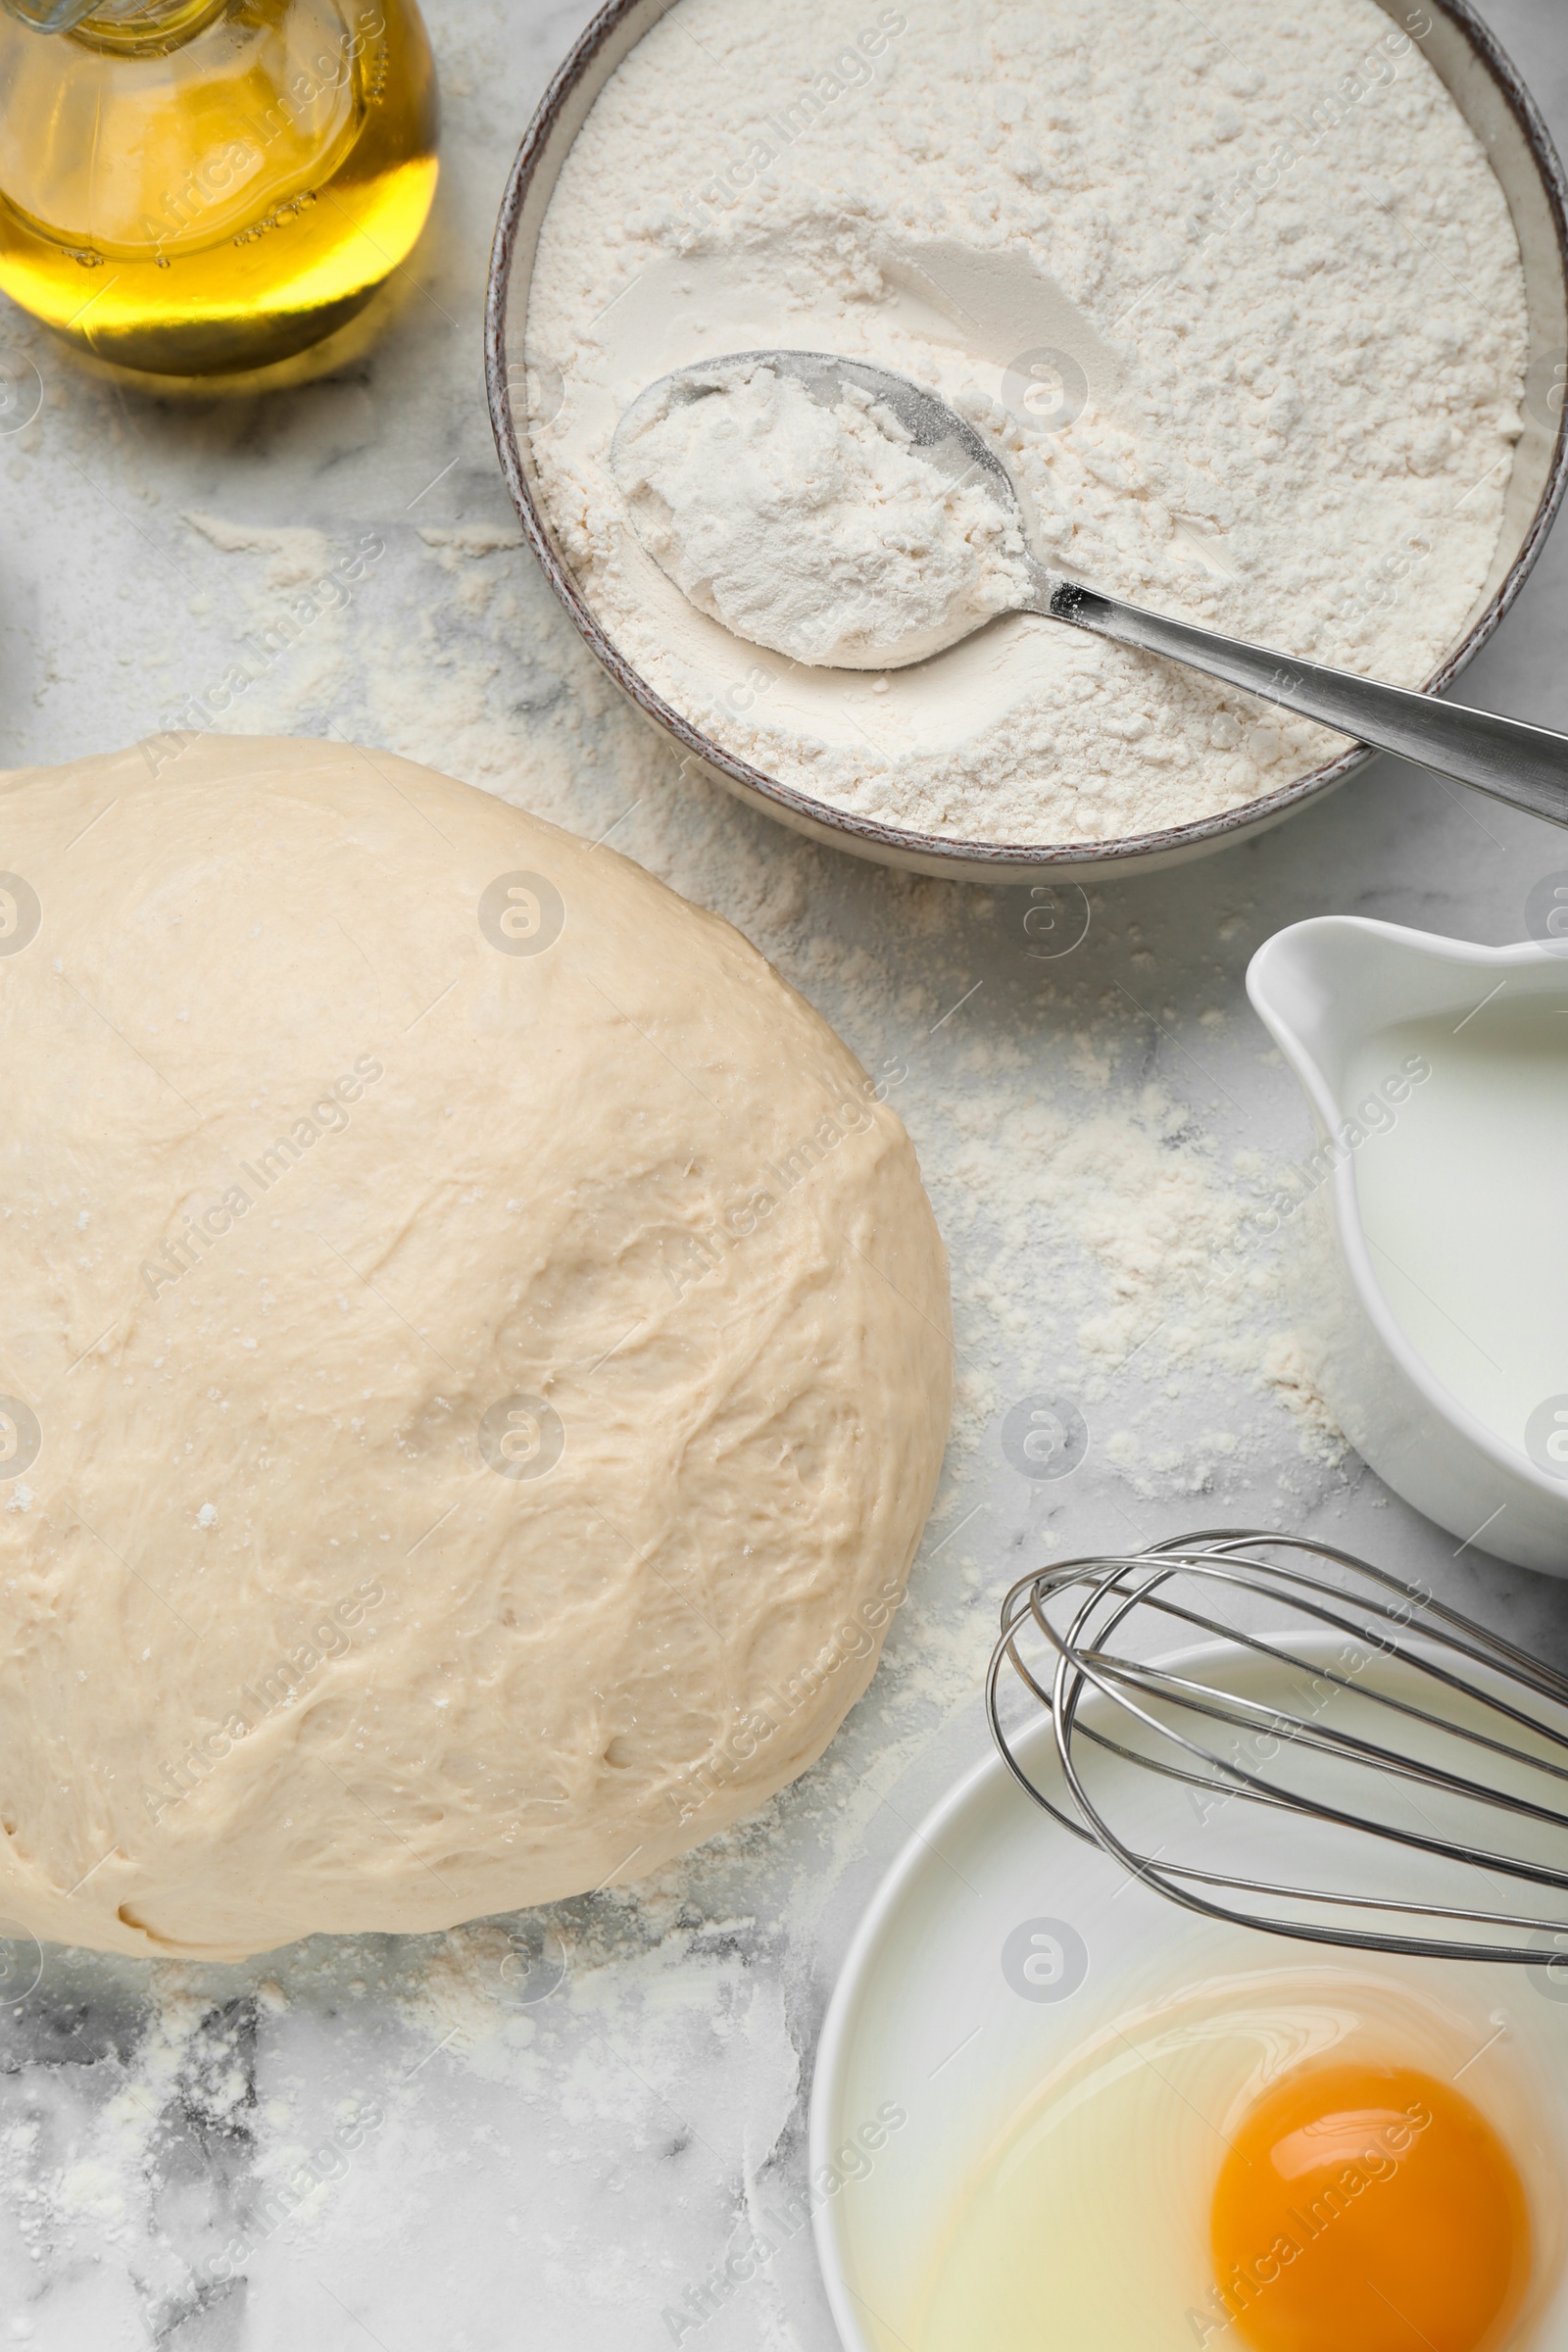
0;490;1355;2343
612;360;1032;665
156;506;1348;1536
180;511;329;593
0;32;1428;2348
526;0;1530;846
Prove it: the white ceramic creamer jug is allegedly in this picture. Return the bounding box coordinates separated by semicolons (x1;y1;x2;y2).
1248;915;1568;1575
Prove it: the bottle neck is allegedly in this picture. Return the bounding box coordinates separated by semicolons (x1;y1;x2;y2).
2;0;225;44
0;0;102;27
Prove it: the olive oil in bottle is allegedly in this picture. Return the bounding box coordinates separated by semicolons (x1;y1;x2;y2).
0;0;439;376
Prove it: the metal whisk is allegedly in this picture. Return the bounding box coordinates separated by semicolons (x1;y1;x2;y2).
986;1529;1568;1965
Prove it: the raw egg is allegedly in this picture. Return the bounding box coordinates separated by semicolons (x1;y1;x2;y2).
912;1974;1554;2352
1210;2062;1531;2352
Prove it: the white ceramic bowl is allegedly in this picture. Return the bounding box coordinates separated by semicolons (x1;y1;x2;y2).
1248;916;1568;1575
487;0;1568;882
808;1629;1568;2350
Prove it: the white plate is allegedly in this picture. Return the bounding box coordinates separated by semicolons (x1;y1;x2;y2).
808;1631;1568;2352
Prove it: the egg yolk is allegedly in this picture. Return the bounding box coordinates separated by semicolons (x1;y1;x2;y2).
1209;2062;1531;2352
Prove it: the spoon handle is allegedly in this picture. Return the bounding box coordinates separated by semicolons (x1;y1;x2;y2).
1037;574;1568;828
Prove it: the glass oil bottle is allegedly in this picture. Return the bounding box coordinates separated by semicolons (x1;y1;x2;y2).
0;0;439;376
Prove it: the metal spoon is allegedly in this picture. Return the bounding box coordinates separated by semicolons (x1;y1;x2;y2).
614;349;1568;829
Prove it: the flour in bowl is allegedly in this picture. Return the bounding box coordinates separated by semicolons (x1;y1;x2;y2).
612;359;1032;667
526;0;1532;849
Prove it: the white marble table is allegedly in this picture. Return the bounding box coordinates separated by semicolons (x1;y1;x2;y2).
1;3;1567;2345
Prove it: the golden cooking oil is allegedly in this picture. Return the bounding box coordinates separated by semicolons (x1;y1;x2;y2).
0;0;439;376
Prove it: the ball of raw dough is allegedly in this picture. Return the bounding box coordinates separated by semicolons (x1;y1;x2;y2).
0;736;951;1958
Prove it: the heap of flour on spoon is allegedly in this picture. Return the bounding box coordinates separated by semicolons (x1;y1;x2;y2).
612;362;1033;668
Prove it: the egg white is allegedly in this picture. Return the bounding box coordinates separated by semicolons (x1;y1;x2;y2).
911;1963;1566;2352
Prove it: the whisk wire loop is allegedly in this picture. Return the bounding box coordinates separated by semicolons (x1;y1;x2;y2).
987;1529;1568;1963
1075;1651;1568;1830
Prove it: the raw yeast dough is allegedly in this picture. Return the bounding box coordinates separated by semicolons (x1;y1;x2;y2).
0;736;951;1958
